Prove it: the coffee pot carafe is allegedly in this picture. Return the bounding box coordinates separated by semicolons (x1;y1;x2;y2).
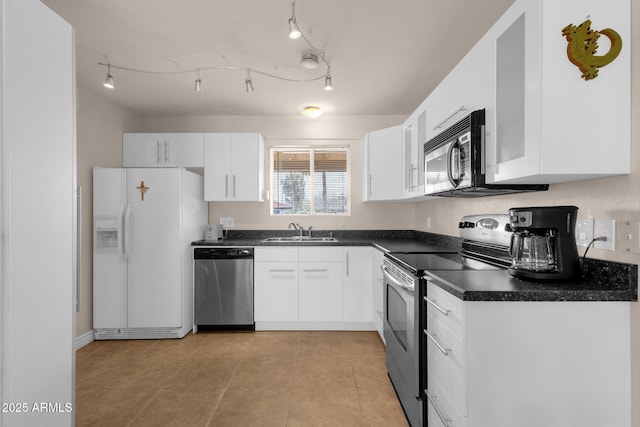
508;206;581;281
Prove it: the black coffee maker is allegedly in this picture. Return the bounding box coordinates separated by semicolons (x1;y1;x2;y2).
508;205;581;281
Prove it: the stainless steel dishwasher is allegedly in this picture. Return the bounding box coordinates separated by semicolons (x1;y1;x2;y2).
193;247;254;331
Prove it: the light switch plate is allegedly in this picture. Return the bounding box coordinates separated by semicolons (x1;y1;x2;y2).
575;218;593;247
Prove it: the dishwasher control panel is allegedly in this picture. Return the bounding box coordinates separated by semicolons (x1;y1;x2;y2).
194;247;253;259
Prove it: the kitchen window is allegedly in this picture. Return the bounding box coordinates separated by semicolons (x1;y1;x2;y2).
270;147;350;215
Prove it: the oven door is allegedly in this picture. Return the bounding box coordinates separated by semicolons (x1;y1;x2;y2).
382;263;421;426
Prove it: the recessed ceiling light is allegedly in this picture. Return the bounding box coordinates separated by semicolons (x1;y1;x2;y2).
302;106;323;118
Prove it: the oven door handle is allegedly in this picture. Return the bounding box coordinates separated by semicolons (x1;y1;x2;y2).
382;265;415;292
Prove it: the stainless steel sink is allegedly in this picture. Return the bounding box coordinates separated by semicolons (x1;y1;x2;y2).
260;236;338;243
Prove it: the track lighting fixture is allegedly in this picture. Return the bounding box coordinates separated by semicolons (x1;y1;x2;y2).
288;1;301;39
96;0;334;103
103;64;114;89
245;69;254;93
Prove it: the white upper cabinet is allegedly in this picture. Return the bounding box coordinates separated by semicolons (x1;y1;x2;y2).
363;125;404;201
403;99;429;199
123;133;204;168
425;36;495;144
204;132;265;201
485;0;630;184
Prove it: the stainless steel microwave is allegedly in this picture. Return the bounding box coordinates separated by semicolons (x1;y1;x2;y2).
423;109;548;197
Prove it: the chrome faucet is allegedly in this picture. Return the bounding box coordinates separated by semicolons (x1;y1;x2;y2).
288;222;303;236
307;225;313;237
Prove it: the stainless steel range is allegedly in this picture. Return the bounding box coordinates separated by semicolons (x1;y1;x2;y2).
383;214;512;427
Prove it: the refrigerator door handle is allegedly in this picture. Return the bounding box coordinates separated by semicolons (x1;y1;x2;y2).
123;204;132;261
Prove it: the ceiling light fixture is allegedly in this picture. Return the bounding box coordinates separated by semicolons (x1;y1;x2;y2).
95;0;333;99
300;53;319;69
288;1;302;39
245;69;254;93
103;64;114;89
302;106;323;118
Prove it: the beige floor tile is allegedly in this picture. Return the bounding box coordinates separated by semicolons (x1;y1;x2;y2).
357;386;409;427
75;385;156;426
294;355;356;388
161;357;240;389
229;356;297;389
350;355;391;389
208;386;292;427
130;386;224;427
246;331;301;358
287;387;364;426
191;332;255;359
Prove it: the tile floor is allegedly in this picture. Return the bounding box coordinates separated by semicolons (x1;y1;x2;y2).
75;331;409;427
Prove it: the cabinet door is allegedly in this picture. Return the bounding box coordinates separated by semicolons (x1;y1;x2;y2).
254;262;299;321
403;100;428;199
123;133;174;167
203;133;232;200
230;133;264;201
171;133;204;168
363;125;403;201
299;261;342;321
343;247;373;322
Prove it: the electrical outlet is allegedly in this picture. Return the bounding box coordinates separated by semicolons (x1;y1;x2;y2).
616;220;640;254
220;217;234;227
594;219;615;251
575;218;593;247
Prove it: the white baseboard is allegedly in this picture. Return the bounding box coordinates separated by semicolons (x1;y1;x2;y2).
255;321;375;331
74;330;94;350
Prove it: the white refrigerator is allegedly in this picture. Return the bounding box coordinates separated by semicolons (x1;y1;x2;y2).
93;167;208;339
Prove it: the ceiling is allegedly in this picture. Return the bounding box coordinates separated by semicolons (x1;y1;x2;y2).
42;0;514;117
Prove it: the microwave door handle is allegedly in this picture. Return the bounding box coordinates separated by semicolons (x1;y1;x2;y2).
446;140;461;188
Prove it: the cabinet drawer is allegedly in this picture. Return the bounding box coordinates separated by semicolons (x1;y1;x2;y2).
255;247;298;262
425;374;466;427
426;282;465;340
299;246;342;262
426;314;467;415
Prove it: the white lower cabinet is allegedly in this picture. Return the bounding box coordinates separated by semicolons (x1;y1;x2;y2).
371;248;385;343
342;247;373;322
254;246;375;330
254;262;298;322
425;281;631;427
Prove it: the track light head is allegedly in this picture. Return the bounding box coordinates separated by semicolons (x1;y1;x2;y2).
324;73;333;91
103;64;115;89
195;78;202;92
288;17;301;39
245;69;254;92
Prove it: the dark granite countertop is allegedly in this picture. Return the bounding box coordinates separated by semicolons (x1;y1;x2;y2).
191;230;637;302
424;260;638;302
